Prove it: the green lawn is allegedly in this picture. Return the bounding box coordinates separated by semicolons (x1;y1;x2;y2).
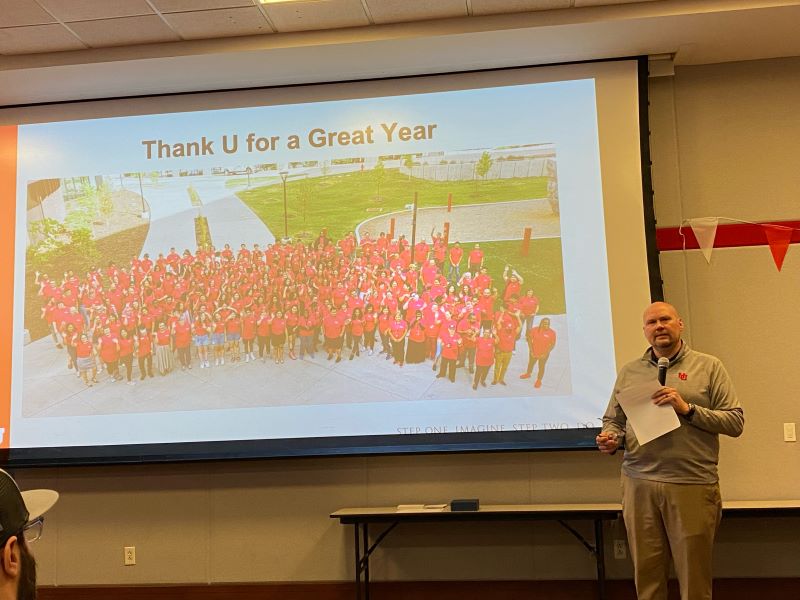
237;168;548;241
225;175;277;189
238;169;564;313
479;239;565;314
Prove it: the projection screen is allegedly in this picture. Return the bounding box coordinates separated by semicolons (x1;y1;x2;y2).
0;57;657;465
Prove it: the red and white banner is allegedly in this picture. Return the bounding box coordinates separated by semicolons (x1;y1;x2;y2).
688;217;719;264
761;224;794;271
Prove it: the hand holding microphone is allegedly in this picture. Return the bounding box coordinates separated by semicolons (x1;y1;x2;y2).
657;356;669;385
652;356;692;415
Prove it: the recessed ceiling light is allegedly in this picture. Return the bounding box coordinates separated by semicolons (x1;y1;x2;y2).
259;0;318;4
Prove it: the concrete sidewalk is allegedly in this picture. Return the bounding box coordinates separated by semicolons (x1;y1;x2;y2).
20;315;571;419
356;198;560;243
140;207;199;256
137;174;274;257
203;193;276;249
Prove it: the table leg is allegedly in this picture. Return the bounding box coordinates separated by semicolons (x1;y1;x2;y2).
363;522;370;600
354;524;362;600
594;519;607;600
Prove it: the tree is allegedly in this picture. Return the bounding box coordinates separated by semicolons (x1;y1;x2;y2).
297;175;315;236
476;151;493;180
65;179;113;233
403;154;414;180
373;158;386;200
64;181;100;232
474;151;493;196
27;218;99;275
97;181;114;226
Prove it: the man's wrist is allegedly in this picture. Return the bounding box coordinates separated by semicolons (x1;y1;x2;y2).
683;403;696;420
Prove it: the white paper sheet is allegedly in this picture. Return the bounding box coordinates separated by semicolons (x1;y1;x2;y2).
616;380;681;445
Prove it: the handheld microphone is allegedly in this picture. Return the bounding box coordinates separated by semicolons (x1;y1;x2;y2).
657;356;669;386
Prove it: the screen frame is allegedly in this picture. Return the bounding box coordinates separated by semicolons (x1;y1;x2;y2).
1;55;661;468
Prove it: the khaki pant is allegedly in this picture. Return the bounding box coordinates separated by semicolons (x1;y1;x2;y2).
622;474;722;600
493;350;512;383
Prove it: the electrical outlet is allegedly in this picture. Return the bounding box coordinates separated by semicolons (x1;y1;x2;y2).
784;423;797;442
613;539;627;560
124;546;136;566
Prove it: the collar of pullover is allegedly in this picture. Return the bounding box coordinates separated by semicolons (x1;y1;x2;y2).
642;340;688;366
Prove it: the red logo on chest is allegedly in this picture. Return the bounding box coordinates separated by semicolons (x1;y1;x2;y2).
678;372;688;380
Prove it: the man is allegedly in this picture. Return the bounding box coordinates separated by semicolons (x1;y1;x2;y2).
323;306;346;363
447;241;463;283
491;305;519;385
436;323;462;382
596;302;744;600
456;312;479;373
501;265;523;303
413;239;429;264
467;243;484;275
0;469;59;600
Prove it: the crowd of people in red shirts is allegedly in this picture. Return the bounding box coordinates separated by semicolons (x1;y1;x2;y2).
35;229;558;391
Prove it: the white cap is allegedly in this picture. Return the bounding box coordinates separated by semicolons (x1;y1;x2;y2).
22;489;59;521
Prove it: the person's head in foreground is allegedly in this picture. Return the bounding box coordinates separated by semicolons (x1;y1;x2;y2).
0;469;59;600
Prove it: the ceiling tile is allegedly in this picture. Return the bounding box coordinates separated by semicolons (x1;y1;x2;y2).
36;0;155;22
163;7;271;40
150;0;255;12
264;0;370;33
0;23;85;55
68;15;182;48
471;0;571;16
365;0;467;24
0;0;57;27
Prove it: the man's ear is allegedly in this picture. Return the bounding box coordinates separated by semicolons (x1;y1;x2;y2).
1;536;21;578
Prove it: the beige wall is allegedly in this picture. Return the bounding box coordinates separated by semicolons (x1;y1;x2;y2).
16;55;800;585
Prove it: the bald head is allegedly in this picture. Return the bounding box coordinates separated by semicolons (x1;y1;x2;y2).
643;302;680;323
643;302;684;358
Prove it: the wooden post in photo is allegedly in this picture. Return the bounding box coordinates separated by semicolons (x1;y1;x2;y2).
521;227;532;257
389;217;395;240
410;192;419;263
443;221;450;246
447;193;453;212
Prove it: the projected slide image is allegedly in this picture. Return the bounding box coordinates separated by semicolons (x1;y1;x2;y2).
22;144;570;419
9;69;632;452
